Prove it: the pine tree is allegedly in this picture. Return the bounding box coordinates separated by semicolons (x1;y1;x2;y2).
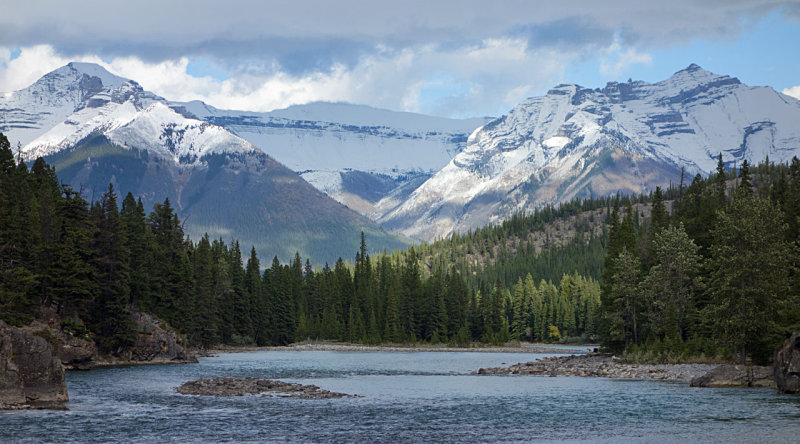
604;248;642;350
715;153;727;205
738;159;753;196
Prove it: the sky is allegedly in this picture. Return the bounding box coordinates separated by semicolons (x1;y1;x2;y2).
1;0;799;118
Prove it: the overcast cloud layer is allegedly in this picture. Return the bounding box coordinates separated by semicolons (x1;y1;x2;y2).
1;1;799;117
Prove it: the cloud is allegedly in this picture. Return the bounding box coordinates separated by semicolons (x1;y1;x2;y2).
1;1;790;69
0;1;795;117
599;39;653;77
783;85;800;99
0;41;572;118
0;45;98;92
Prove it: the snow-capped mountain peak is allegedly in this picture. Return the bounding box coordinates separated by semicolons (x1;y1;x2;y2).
380;64;800;241
1;63;256;165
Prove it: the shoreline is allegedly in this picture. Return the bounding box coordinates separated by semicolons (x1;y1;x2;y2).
476;353;719;382
204;342;595;355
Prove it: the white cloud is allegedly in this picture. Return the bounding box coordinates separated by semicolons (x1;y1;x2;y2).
0;43;573;118
0;45;103;92
599;39;653;78
783;85;800;100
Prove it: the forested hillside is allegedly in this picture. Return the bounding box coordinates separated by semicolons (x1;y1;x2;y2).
2;129;797;363
599;157;800;364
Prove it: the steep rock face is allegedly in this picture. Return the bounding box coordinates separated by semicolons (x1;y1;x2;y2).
382;64;800;241
0;321;68;409
774;332;800;394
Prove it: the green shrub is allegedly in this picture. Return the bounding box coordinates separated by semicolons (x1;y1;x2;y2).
61;319;90;338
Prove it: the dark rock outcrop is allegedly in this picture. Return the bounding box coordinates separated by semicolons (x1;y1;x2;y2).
0;321;68;409
774;332;800;394
176;377;359;399
53;310;197;369
690;364;775;388
125;311;196;363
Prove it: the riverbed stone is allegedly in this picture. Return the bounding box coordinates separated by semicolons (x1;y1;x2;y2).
774;332;800;394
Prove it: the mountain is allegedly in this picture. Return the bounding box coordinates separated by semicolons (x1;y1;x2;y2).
0;62;408;263
175;100;488;219
381;64;800;241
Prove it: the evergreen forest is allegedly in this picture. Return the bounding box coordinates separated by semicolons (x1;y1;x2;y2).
1;132;798;364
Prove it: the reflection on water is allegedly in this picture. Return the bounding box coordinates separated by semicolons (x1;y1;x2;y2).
2;350;800;443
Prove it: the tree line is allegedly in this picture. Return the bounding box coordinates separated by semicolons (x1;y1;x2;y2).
0;133;600;351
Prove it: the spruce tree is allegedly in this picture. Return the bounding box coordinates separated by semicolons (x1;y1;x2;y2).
90;184;136;354
706;192;792;364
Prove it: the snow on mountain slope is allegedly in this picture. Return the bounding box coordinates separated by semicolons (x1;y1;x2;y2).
381;64;800;241
3;65;257;165
175;100;489;217
0;62;132;148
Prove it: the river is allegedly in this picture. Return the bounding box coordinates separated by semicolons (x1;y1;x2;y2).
2;348;800;442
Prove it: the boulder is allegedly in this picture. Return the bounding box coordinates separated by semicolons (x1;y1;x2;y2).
690;364;775;388
0;321;68;409
774;332;800;394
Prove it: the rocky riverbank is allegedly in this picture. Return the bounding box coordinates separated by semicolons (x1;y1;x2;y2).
177;377;359;399
476;353;717;382
2;310;198;410
42;310;198;370
689;364;775;388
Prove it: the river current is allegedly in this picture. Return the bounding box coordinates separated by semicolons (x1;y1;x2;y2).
2;347;800;443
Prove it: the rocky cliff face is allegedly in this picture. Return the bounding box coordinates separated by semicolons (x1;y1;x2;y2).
126;311;194;363
774;332;800;394
0;321;68;409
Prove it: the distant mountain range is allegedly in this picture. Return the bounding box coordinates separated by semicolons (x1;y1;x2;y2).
2;62;798;249
380;64;800;241
175;100;488;219
0;62;410;263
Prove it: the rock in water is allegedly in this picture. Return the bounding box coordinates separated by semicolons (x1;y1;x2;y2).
176;377;359;399
690;364;775;388
0;321;68;409
774;332;800;394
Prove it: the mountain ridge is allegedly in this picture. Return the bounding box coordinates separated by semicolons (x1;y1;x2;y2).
379;64;800;241
0;62;409;263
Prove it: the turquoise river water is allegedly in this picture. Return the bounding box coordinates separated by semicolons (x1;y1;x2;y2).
2;347;800;443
